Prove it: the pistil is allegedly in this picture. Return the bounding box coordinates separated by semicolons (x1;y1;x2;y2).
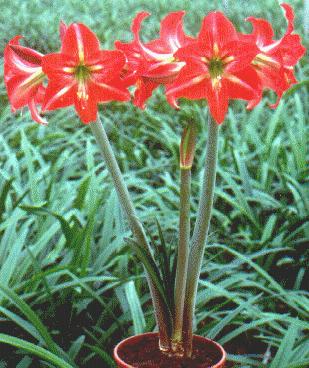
74;64;91;102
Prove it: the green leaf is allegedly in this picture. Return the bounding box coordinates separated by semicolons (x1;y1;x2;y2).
73;175;91;210
125;238;172;317
270;322;299;368
0;284;74;366
19;203;72;242
124;280;146;335
84;343;116;367
207;294;262;339
0;177;14;222
0;334;74;368
68;335;85;360
283;80;309;99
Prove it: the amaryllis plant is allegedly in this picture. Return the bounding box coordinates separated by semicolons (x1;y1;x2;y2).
4;2;305;363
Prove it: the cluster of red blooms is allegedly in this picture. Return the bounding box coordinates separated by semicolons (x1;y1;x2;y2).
4;4;305;125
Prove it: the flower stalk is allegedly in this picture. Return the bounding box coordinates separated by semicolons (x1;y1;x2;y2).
172;168;191;354
182;114;219;357
89;116;171;351
172;123;196;354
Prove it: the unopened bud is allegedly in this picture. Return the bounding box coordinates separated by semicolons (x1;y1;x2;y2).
179;123;197;169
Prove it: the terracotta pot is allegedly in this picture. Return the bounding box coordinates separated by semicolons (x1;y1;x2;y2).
114;332;226;368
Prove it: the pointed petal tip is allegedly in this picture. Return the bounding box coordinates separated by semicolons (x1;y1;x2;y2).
131;12;151;41
8;35;23;45
136;11;151;17
29;99;49;125
133;11;151;26
280;2;294;34
59;20;68;41
212;114;225;124
165;10;186;18
167;94;180;109
269;98;281;109
133;101;146;110
80;117;96;125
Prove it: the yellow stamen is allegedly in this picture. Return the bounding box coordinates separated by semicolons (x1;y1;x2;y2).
201;56;209;64
63;67;75;73
211;75;222;89
253;53;280;68
19;68;45;89
88;65;103;72
222;56;235;64
77;81;89;101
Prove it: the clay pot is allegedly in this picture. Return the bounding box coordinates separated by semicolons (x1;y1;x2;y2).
114;332;226;368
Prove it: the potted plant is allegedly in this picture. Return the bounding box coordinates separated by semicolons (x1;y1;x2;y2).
3;3;305;367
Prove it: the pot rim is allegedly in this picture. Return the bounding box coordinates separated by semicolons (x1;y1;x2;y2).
114;332;227;368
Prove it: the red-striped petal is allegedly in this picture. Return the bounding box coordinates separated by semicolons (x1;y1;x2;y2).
158;11;194;52
61;23;100;64
29;98;48;125
42;78;76;111
133;78;158;109
199;11;238;49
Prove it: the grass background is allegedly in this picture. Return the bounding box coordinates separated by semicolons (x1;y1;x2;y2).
0;0;308;367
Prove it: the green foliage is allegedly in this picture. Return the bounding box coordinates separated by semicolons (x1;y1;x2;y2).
0;0;308;367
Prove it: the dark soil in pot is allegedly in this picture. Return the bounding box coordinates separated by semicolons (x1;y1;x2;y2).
115;333;226;368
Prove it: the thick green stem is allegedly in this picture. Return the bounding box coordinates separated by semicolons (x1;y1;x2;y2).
172;168;191;354
90;116;171;350
182;114;219;357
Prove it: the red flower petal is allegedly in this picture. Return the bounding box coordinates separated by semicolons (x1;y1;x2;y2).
166;60;209;109
74;86;98;124
281;3;294;36
131;12;164;60
4;36;45;119
5;36;43;79
61;23;100;64
92;79;131;103
268;68;297;108
158;11;193;52
245;3;305;110
59;21;68;42
92;50;127;81
116;11;195;107
115;14;153;75
141;60;184;82
205;79;229;124
225;67;260;101
166;59;210;92
224;40;259;73
256;64;297;108
29;98;48;125
7;37;43;67
5;74;41;109
42;53;75;76
133;78;159;109
198;11;238;49
271;34;306;66
174;41;205;61
245;17;274;47
35;85;46;105
132;11;150;40
42;78;76;111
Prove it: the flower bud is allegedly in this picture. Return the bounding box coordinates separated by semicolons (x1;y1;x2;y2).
179;123;197;169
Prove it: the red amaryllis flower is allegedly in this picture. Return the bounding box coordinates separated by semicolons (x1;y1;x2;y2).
4;36;47;125
166;11;260;124
115;11;194;109
243;3;306;108
42;23;130;124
